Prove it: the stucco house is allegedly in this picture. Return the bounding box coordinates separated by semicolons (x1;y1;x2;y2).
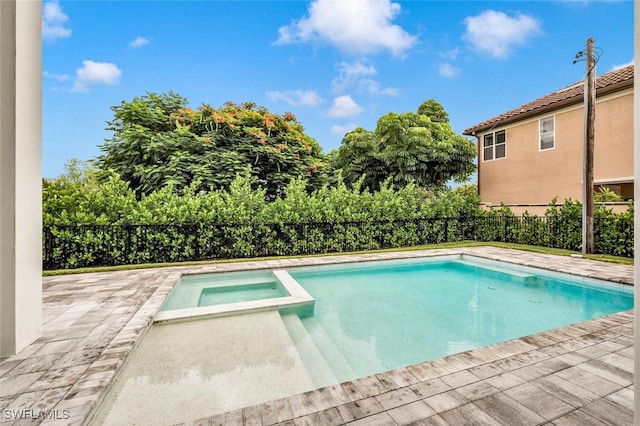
463;65;634;215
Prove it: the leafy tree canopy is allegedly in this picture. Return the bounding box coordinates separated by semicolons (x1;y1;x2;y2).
331;99;476;191
96;92;327;199
417;99;449;123
44;159;483;227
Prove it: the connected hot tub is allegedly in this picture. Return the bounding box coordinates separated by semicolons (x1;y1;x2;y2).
155;269;315;322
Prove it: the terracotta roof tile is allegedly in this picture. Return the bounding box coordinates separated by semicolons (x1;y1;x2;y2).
463;64;634;135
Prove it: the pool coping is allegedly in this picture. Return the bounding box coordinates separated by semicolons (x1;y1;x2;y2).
0;246;634;425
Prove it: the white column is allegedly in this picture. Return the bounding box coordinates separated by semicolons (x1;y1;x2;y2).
634;1;639;424
0;0;42;357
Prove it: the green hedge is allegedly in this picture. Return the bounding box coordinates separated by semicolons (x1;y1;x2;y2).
43;169;634;269
43;213;633;270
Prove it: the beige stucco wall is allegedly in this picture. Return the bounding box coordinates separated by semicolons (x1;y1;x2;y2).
478;88;634;207
480;203;631;216
594;90;634;182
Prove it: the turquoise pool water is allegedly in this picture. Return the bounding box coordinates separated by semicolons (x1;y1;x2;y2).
286;256;633;385
197;281;287;306
157;255;633;389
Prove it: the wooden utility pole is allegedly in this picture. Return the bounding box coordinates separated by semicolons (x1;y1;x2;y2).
582;38;596;254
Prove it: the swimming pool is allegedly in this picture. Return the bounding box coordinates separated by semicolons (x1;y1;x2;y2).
284;256;633;387
91;253;633;424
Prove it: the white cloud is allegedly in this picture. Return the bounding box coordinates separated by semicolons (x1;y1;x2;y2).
463;10;541;58
439;47;460;60
43;71;71;82
274;0;417;57
358;79;399;96
610;59;634;71
266;90;323;107
71;60;122;92
129;36;150;48
330;123;359;136
42;1;71;41
331;61;398;96
331;61;377;92
556;0;591;5
327;95;364;118
438;63;460;78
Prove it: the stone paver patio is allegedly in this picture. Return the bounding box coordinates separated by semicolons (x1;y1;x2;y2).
0;247;634;425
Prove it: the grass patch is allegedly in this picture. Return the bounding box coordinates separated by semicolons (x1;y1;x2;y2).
483;242;633;265
42;241;633;276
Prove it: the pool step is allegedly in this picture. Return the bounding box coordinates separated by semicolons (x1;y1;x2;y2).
91;311;317;425
199;276;277;288
281;314;338;389
299;316;357;384
458;259;538;283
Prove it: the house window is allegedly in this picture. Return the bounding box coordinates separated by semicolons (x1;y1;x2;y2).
483;130;506;161
540;117;555;150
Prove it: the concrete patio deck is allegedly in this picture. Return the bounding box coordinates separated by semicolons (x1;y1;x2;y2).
0;247;634;425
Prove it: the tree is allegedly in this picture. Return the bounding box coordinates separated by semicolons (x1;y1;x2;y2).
96;92;327;199
330;127;386;190
331;100;476;191
417;99;449;123
43;159;137;225
594;186;623;202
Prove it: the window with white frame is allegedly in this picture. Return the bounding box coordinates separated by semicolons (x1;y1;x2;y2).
539;117;555;150
483;130;506;161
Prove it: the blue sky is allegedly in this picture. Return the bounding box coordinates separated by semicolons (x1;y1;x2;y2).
42;0;634;179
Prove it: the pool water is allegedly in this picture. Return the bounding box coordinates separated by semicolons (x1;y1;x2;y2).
285;256;633;385
197;281;287;305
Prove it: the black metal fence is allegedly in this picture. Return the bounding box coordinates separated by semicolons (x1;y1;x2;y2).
43;215;633;270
